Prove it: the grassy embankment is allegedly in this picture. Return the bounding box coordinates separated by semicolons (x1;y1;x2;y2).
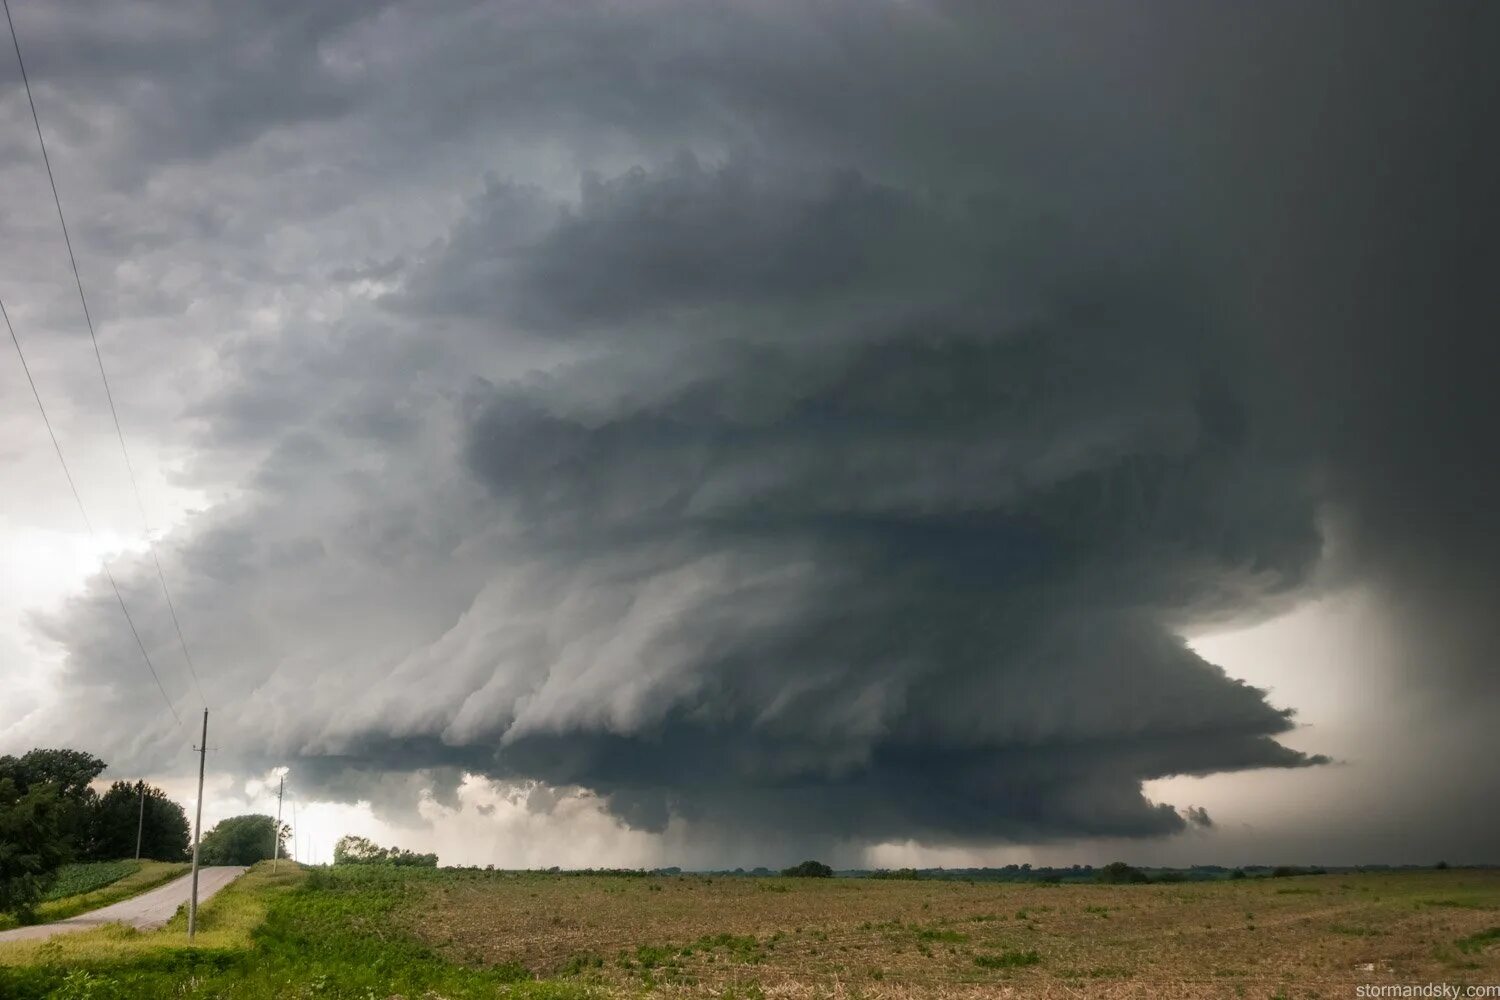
0;862;189;931
0;864;1496;999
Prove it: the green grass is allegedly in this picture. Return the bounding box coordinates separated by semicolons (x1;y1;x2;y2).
0;863;588;999
1420;896;1497;910
1457;927;1500;954
691;933;763;962
974;949;1042;969
1328;923;1384;937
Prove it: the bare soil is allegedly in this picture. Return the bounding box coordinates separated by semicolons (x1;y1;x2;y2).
404;869;1500;998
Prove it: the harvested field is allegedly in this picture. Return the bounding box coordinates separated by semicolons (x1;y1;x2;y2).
406;869;1500;999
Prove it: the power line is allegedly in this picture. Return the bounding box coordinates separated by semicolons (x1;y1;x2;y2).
3;0;207;709
2;296;186;732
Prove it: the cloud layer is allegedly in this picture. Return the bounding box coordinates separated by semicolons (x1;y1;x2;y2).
3;0;1494;862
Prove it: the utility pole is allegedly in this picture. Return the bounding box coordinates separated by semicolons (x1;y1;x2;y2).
272;774;284;873
188;708;208;940
134;780;146;861
291;796;299;864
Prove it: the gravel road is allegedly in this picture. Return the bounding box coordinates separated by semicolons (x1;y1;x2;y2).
0;866;248;943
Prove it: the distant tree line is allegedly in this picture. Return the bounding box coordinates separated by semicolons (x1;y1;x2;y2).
868;868;923;880
0;748;190;916
1096;861;1151;884
333;834;437;867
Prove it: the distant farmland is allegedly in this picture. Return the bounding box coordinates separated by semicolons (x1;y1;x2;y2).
407;868;1500;998
2;865;1497;998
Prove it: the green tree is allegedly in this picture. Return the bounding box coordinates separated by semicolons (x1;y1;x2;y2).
0;777;66;916
0;746;107;917
387;847;438;867
0;748;107;915
198;814;289;866
0;749;105;858
3;749;104;799
89;782;190;861
333;834;387;865
333;835;437;867
781;860;834;878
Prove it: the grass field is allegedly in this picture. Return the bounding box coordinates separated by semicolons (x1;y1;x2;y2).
0;861;189;931
1;865;1496;998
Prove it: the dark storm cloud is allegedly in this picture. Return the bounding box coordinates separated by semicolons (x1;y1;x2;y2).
6;0;379;167
302;144;1331;842
398;159;980;331
1173;4;1500;706
14;0;1496;857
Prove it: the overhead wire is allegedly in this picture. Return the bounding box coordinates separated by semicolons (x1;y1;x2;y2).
3;0;208;709
2;296;187;734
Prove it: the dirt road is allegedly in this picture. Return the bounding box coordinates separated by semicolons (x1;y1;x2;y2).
0;866;247;943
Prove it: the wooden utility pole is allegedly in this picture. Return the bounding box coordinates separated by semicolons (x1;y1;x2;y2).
272;774;284;873
188;708;208;940
134;780;146;861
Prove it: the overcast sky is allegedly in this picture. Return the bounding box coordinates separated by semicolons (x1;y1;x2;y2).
1;0;1495;870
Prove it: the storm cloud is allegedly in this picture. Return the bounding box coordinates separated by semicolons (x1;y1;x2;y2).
3;0;1495;862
